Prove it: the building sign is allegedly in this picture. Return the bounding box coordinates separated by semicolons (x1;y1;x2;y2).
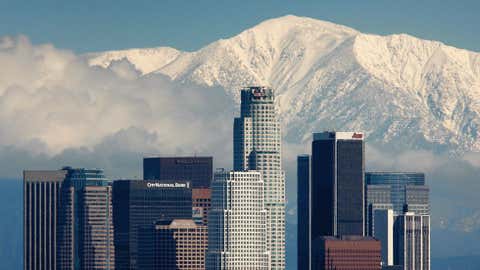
146;182;190;188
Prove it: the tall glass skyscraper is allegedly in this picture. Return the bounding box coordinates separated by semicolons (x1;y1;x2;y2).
297;155;311;270
311;131;365;237
57;167;115;270
207;170;269;270
233;86;285;269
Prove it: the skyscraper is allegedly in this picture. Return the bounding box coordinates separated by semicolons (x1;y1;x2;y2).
23;170;67;270
373;209;394;267
57;167;115;270
207;170;269;270
233;86;285;269
297;155;311;270
311;131;365;237
112;180;192;270
143;156;213;188
394;213;430;270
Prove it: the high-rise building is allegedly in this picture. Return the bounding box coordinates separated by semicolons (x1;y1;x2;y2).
312;236;381;270
112;180;192;270
139;219;208;270
192;188;211;226
57;167;115;270
233;86;285;269
311;131;365;237
143;156;213;188
207;171;269;270
297;154;311;270
23;170;67;270
373;209;394;266
394;213;430;270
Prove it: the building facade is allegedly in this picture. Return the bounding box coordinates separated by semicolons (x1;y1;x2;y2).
365;172;428;216
365;172;430;270
373;209;394;267
23;170;67;270
143;156;213;188
139;219;208;270
112;180;192;270
207;171;269;270
394;213;430;270
297;155;311;270
233;86;285;269
312;236;381;270
57;167;115;270
311;131;365;237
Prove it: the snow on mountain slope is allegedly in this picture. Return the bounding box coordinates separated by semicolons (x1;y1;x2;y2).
87;47;182;75
88;15;480;153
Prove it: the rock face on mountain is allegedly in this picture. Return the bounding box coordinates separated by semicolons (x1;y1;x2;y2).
88;15;480;153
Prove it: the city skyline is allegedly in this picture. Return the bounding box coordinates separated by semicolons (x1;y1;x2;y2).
2;4;480;269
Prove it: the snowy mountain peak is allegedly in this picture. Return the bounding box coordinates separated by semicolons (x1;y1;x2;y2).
87;16;480;153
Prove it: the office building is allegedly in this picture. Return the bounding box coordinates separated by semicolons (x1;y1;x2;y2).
207;171;269;269
139;219;207;270
365;172;429;240
311;131;365;237
112;180;192;270
365;172;428;216
312;236;381;270
373;209;394;266
394;213;430;270
192;188;211;226
297;154;311;270
143;156;213;188
57;167;115;270
233;86;285;269
23;170;67;270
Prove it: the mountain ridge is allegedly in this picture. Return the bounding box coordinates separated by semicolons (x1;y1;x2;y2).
87;15;480;153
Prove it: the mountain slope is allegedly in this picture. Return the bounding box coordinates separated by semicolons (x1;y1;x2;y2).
87;15;480;153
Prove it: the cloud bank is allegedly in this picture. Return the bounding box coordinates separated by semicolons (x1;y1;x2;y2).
0;36;235;178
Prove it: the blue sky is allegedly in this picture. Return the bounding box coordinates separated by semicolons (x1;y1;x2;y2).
1;0;479;53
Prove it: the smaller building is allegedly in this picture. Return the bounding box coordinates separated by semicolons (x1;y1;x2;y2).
312;236;381;270
394;213;430;270
139;219;207;269
373;209;394;267
156;219;208;270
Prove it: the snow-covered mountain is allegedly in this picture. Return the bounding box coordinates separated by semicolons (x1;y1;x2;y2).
88;15;480;153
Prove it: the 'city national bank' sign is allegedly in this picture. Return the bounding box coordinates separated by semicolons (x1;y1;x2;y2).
146;182;190;188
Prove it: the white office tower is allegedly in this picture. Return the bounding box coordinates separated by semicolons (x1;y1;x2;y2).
207;171;270;270
233;86;285;269
395;212;430;270
373;209;394;266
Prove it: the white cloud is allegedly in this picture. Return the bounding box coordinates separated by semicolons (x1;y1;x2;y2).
0;36;234;177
